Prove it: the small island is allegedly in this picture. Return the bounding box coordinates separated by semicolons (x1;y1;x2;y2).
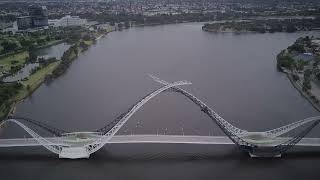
202;18;320;33
277;36;320;110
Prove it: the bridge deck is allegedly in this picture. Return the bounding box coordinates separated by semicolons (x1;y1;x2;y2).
1;135;320;147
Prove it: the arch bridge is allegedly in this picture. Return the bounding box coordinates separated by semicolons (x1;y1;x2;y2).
1;76;320;159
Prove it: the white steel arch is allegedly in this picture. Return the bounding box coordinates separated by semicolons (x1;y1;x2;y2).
263;116;320;138
0;119;65;154
148;75;320;143
148;74;248;135
85;80;192;155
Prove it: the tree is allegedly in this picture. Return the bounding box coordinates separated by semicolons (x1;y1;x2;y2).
296;59;305;71
286;24;297;33
303;80;311;91
28;50;38;63
292;74;300;81
304;69;312;78
36;38;46;46
1;40;18;53
26;85;31;91
83;34;92;41
124;21;130;29
20;38;33;48
288;43;305;53
303;69;312;91
277;55;295;70
46;36;51;42
117;23;123;30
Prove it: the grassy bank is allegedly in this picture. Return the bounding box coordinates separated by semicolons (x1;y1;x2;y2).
277;36;320;112
16;61;60;100
0;61;60;118
0;30;111;119
0;51;29;73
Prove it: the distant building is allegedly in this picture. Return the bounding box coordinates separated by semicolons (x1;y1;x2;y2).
17;6;48;30
29;6;48;27
50;16;87;27
312;39;320;46
0;22;13;30
2;21;18;34
17;16;32;30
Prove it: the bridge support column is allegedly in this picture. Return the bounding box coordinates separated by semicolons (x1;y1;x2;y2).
248;152;282;158
59;147;90;159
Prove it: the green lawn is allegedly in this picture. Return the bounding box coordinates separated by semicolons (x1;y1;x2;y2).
0;51;29;72
83;40;94;46
16;61;60;100
0;103;9;118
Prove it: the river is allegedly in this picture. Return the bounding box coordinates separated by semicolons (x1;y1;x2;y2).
1;23;320;179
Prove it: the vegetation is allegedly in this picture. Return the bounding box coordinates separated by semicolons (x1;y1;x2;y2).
49;45;78;79
0;51;29;75
277;36;320;108
277;36;313;70
0;26;103;118
0;61;60;118
202;18;320;33
303;69;312;91
277;53;295;70
0;83;23;118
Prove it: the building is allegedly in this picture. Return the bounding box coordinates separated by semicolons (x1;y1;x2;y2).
17;16;32;30
29;6;48;27
51;16;87;27
0;22;13;30
17;6;48;30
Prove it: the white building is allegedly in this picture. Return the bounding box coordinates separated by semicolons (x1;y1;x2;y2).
50;16;87;27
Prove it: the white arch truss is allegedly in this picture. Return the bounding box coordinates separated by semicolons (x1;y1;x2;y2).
0;119;66;154
148;74;248;135
263;116;320;138
85;80;192;154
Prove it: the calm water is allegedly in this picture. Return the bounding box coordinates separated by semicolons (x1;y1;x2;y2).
1;23;320;179
36;42;70;60
2;42;70;82
2;63;39;82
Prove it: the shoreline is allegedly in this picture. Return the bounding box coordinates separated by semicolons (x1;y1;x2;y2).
202;27;320;34
2;31;112;119
6;61;60;118
280;68;320;112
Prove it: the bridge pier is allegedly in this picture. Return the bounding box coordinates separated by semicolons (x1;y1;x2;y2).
59;147;90;159
248;152;282;158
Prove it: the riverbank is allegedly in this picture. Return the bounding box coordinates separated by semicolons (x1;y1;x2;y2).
277;36;320;112
202;18;320;33
284;70;320;112
5;61;60;117
0;30;112;119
